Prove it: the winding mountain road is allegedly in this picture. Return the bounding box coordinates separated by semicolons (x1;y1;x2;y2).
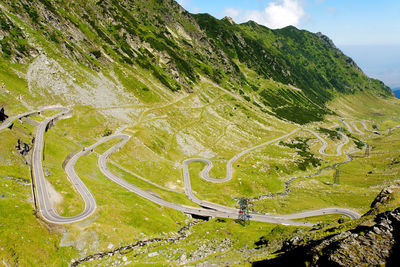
32;107;98;224
184;128;349;186
182;128;350;213
99;138;360;224
1;106;98;224
329;118;400;135
6;107;394;225
352;120;400;134
0;105;66;131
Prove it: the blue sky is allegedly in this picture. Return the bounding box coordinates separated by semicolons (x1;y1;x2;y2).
177;0;400;87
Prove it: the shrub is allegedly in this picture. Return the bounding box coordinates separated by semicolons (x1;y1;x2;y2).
103;128;112;137
90;50;102;59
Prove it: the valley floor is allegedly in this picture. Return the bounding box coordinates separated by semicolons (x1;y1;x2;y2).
2;93;400;265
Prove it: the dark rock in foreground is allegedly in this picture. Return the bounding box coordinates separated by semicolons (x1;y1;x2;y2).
253;187;400;266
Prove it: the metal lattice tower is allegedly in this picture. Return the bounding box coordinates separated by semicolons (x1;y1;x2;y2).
237;197;250;225
365;144;370;157
339;119;344;132
334;168;340;184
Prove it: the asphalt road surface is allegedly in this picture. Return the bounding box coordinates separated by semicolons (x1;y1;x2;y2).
328;118;400;135
31;107;98;224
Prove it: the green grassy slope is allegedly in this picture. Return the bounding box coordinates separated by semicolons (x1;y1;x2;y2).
194;14;392;123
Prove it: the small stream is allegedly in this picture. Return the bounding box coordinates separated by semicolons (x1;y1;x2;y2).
70;220;201;266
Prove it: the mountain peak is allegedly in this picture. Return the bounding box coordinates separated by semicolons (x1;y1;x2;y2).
316;32;338;49
222;16;235;25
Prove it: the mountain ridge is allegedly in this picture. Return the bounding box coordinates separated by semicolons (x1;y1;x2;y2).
0;0;393;123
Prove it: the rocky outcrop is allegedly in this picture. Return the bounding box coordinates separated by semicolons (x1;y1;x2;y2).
222;16;235;25
15;139;31;156
254;208;400;266
316;32;338;50
316;32;363;73
253;187;400;266
368;187;394;212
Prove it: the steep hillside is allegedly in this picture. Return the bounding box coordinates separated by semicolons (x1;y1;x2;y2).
0;0;392;123
194;15;392;123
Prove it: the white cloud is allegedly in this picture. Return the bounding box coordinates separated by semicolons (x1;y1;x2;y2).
224;0;306;29
224;8;241;18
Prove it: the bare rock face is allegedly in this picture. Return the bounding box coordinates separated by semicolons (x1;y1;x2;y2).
370;187;394;210
314;208;400;266
253;208;400;267
223;16;235;25
15;139;31;156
